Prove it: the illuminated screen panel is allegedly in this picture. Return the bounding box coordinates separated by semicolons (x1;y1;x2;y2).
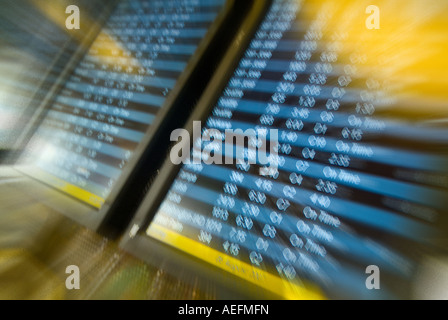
146;0;448;299
21;0;225;208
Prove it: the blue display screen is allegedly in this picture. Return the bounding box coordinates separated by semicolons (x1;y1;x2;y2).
147;0;448;299
21;0;225;208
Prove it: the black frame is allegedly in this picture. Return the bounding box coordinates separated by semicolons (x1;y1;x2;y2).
119;0;286;300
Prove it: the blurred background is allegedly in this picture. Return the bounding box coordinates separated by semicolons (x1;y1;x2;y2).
0;0;448;300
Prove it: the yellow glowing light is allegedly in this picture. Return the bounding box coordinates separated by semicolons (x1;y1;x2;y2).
147;223;326;300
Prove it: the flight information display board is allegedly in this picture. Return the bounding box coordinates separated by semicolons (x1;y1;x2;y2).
143;0;448;299
20;0;225;208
